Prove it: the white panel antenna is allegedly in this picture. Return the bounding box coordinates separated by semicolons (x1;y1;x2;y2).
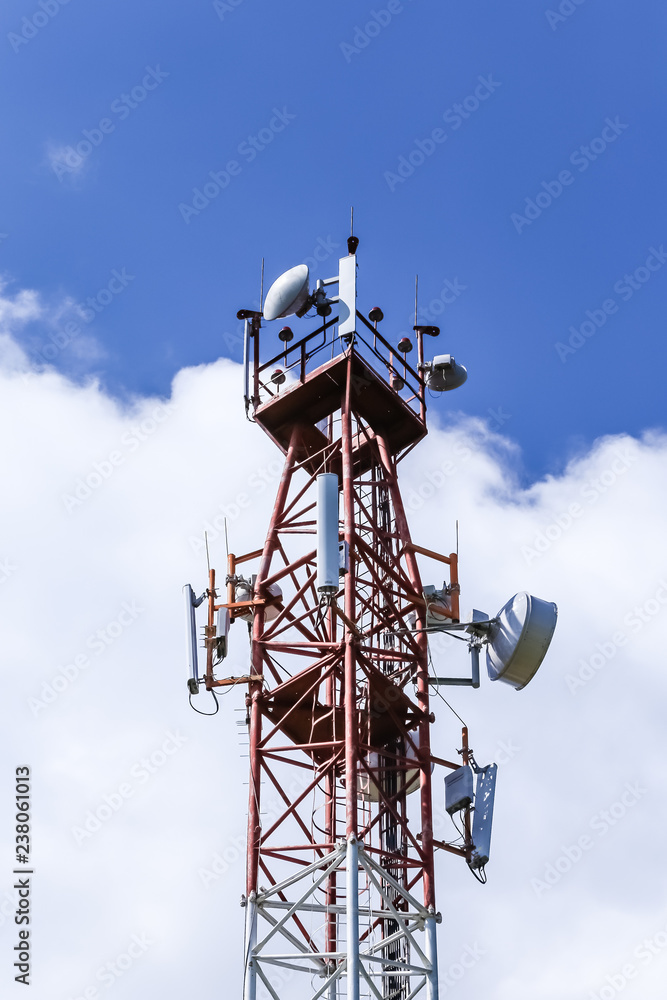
184;583;205;695
470;764;498;870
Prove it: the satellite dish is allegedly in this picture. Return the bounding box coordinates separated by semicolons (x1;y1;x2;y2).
486;592;557;690
263;264;310;321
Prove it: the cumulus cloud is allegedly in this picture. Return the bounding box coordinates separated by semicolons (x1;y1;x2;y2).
0;278;104;376
0;307;665;1000
0;280;42;371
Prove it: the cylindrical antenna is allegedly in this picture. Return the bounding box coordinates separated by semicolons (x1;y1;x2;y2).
350;206;354;237
316;473;340;596
259;257;265;313
456;519;459;558
224;517;229;560
414;274;418;328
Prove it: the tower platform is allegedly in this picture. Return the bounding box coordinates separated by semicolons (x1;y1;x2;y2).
254;349;427;474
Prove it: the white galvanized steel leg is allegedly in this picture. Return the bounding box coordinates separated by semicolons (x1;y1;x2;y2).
346;837;360;1000
243;893;258;1000
425;911;439;1000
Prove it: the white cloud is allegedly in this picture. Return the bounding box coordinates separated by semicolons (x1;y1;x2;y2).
0;307;665;999
0;279;43;371
0;278;104;374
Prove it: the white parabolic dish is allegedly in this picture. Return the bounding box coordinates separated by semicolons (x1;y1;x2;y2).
486;592;558;690
263;264;310;321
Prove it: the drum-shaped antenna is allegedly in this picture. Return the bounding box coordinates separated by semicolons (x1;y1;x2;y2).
486;592;557;690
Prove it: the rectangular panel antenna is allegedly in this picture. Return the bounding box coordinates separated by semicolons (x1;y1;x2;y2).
470;764;498;869
184;584;200;694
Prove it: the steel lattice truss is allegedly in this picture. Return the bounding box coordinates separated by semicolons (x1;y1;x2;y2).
229;360;449;1000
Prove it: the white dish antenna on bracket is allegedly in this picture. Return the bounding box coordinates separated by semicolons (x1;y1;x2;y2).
426;592;557;691
263;264;311;321
424;354;468;392
486;592;557;690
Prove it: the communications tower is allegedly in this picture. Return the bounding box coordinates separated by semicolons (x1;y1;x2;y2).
184;234;557;1000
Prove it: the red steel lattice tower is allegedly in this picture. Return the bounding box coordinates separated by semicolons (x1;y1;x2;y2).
195;236;479;1000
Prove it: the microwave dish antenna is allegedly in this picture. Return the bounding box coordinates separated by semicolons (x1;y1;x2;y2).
486;592;558;690
263;264;311;321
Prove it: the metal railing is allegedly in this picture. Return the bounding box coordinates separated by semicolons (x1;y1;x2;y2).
247;311;428;425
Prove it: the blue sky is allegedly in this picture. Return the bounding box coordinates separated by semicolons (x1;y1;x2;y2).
4;6;667;997
2;0;666;478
